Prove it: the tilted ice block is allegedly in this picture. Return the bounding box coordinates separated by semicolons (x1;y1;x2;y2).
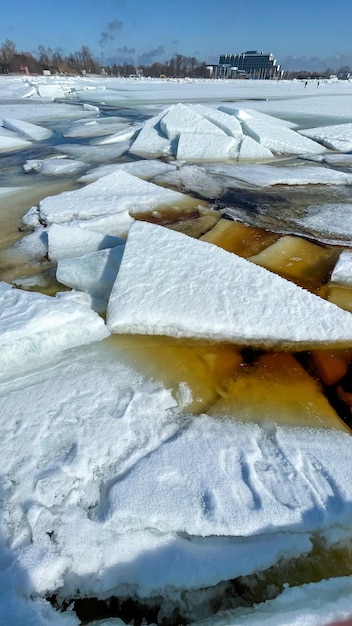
3;118;53;141
56;245;125;302
176;132;241;161
242;117;326;155
219;106;298;129
331;251;352;285
129;109;172;158
48;223;125;261
238;135;274;160
160;103;226;141
29;170;190;226
0;283;109;379
107;221;352;349
191;104;243;136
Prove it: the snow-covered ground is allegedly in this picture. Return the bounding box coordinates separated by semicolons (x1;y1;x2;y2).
1;74;352;625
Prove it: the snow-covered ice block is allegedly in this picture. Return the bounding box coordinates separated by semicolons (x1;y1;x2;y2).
299;122;352;151
160;103;227;141
56;245;125;302
36;83;66;100
331;251;352;285
192;104;243;136
238;135;274;160
129;109;172;158
27;170;199;227
241;114;326;155
48;223;125;261
107;221;352;349
3;118;53;141
176;132;241;161
219;106;298;129
0;283;109;379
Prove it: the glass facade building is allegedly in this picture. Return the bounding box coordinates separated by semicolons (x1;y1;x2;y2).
214;51;282;78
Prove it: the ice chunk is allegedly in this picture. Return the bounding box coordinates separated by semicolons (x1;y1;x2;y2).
26;170;201;227
238;135;274;160
192;104;243;136
48;223;125;261
106;414;352;537
299;122;352;151
160;102;226;140
3;118;53;141
331;251;352;285
0;283;109;379
129;109;172;158
56;245;125;303
219;106;298;129
176;132;241;161
36;83;66;99
107;221;352;349
239;112;326;155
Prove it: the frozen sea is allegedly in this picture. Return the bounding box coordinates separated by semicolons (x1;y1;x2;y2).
1;73;352;626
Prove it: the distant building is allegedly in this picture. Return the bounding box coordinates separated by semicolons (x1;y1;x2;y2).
213;51;283;79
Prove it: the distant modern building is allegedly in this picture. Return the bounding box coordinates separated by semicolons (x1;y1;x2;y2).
212;51;282;79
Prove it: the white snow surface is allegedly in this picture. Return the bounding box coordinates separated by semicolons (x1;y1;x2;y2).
107;221;352;348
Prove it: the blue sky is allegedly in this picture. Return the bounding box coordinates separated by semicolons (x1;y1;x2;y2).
1;0;351;70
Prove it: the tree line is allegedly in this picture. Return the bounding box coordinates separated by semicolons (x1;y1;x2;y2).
0;39;210;78
1;39;351;79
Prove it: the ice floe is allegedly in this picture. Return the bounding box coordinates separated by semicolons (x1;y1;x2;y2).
107;221;352;349
331;251;352;285
299;122;352;151
2;117;53;141
56;245;125;307
48;223;125;261
22;170;201;234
